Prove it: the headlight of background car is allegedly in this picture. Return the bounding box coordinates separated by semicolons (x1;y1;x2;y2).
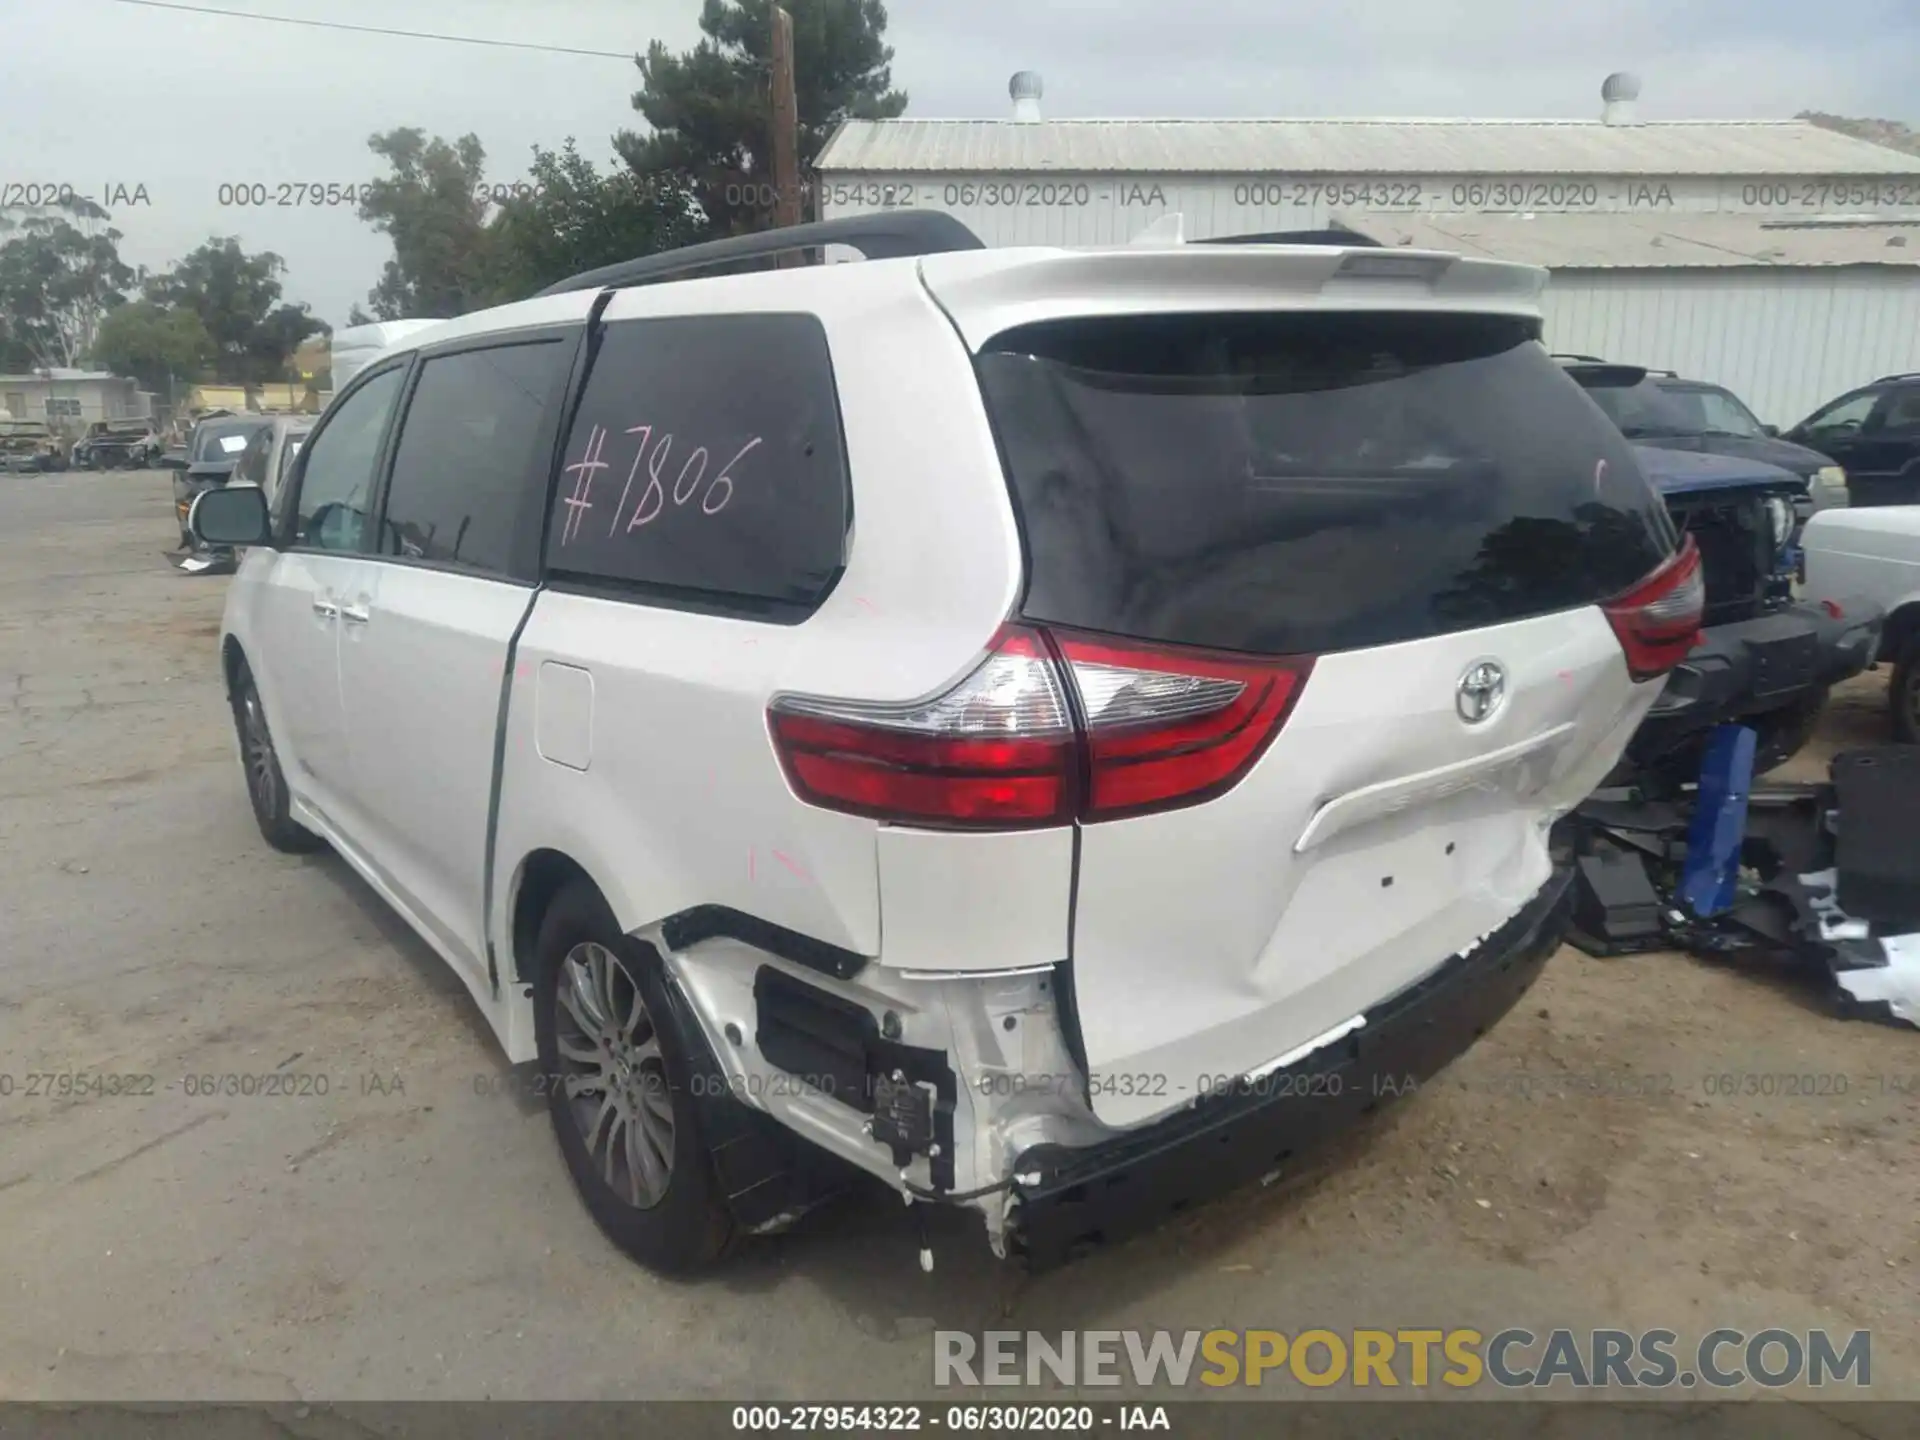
1765;496;1795;553
1814;465;1850;507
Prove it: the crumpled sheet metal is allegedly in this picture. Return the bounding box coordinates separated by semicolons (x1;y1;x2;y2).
1800;869;1920;1028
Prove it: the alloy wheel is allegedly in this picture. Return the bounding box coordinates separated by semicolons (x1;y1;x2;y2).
553;941;676;1209
240;688;278;815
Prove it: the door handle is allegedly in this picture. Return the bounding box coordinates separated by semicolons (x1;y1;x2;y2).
340;601;371;625
312;595;340;619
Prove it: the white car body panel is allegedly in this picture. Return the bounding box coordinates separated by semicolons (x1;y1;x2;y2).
1067;606;1658;1126
1802;506;1920;626
338;564;533;986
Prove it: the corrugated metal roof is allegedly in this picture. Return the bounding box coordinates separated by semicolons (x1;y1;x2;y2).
817;119;1920;177
1354;213;1920;268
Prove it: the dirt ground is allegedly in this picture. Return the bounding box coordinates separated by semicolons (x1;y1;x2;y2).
0;470;1913;1405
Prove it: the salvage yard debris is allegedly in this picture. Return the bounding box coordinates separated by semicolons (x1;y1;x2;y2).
1566;727;1920;1031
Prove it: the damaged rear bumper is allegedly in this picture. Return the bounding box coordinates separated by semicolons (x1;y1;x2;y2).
1005;867;1573;1269
1630;597;1881;758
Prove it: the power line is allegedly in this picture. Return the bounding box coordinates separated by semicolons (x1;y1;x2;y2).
100;0;637;60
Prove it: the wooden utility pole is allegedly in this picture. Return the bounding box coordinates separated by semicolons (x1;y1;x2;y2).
769;4;803;254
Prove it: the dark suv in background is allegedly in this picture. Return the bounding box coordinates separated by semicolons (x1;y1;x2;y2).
1786;372;1920;508
1558;358;1849;520
162;414;274;549
1558;358;1882;778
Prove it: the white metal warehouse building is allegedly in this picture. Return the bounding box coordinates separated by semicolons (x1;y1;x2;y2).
816;76;1920;426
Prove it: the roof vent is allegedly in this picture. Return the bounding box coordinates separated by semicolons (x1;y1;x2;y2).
1010;71;1043;123
1601;71;1642;126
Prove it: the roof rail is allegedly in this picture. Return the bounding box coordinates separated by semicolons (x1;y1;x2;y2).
1874;371;1920;384
534;210;985;298
1198;227;1384;248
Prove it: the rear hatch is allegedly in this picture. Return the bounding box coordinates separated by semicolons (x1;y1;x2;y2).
767;251;1699;1131
970;303;1689;1126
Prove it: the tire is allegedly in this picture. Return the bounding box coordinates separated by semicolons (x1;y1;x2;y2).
532;880;736;1274
1893;634;1920;745
228;666;325;853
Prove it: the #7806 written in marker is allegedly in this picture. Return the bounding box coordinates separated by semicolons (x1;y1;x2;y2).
558;422;763;544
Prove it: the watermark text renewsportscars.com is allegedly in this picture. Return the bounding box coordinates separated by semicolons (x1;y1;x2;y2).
934;1328;1872;1391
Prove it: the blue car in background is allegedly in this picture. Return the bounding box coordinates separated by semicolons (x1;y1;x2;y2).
1614;440;1881;778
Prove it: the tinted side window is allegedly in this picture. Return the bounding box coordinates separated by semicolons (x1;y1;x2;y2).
978;313;1675;658
379;339;573;578
1802;388;1880;435
545;314;849;614
1882;386;1920;430
293;367;406;552
233;427;273;486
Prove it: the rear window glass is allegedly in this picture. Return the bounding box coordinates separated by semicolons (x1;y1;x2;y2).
977;312;1675;658
544;313;849;615
193;420;270;460
1572;375;1703;440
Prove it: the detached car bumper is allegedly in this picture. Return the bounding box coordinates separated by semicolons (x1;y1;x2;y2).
1007;867;1573;1269
1630;596;1882;757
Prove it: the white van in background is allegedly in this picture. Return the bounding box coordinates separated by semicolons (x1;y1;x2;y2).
328;320;445;392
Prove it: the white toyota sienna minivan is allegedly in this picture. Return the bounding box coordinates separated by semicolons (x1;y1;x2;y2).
189;212;1702;1273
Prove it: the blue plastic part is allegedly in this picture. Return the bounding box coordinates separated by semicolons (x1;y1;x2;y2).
1679;724;1758;918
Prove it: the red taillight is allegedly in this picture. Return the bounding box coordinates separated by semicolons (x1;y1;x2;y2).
1602;534;1706;683
1052;632;1312;821
767;626;1313;829
768;626;1078;828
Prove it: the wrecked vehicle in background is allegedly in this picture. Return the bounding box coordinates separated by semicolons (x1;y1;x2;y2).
1554;361;1883;783
1605;443;1881;781
0;420;66;473
1802;505;1920;743
72;418;163;470
1560;359;1850;525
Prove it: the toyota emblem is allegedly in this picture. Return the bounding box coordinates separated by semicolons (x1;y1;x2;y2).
1456;660;1507;725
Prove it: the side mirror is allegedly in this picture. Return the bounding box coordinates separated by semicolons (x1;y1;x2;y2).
160;452;190;470
1761;424;1780;437
189;484;273;548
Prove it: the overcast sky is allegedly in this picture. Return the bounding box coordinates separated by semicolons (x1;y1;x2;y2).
3;0;1915;327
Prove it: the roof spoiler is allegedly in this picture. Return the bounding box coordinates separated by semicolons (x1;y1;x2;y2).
1560;360;1650;387
534;210;985;297
1199;226;1385;248
1127;215;1388;249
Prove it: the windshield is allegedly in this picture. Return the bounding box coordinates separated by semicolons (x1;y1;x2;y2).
1575;377;1706;440
1657;385;1768;439
192;419;272;461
